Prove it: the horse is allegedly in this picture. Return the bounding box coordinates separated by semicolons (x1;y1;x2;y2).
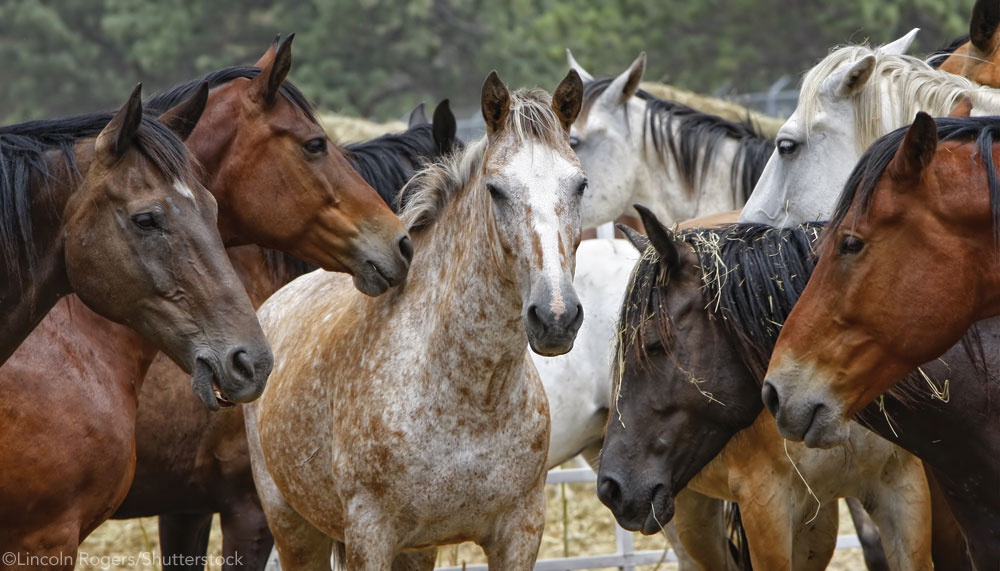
598;212;933;570
0;83;271;379
565;51;772;230
113;104;461;570
935;0;1000;86
763;113;1000;569
739;29;1000;227
0;37;409;565
246;70;585;570
0;87;273;560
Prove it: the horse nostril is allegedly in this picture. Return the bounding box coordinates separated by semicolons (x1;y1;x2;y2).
231;349;255;382
597;475;623;510
526;304;542;327
398;235;414;264
570;302;584;329
762;380;781;416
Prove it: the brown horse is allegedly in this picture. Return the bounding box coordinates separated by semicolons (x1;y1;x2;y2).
936;0;1000;86
0;38;408;567
0;87;272;560
763;113;1000;569
112;106;460;570
0;84;271;383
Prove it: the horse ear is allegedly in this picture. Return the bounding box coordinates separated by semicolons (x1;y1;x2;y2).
565;49;594;82
603;52;646;105
948;97;974;118
633;204;679;272
551;70;583;132
96;83;143;166
879;28;919;56
971;0;1000;54
249;33;293;108
825;55;875;99
432;99;458;154
617;223;650;253
252;34;281;68
888;112;938;183
408;102;428;128
481;71;511;136
157;81;209;141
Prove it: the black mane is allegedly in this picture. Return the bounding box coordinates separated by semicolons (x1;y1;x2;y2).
0;113;193;286
582;78;773;204
830;116;1000;244
345;124;439;212
926;35;970;69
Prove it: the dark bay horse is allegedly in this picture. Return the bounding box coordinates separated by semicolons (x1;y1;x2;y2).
0;87;273;560
112;104;461;569
764;112;1000;569
0;38;410;566
0;84;271;380
598;213;932;570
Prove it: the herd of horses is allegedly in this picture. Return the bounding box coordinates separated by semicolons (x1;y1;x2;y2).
3;1;1000;570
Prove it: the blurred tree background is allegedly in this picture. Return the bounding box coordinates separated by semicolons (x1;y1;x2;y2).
0;0;972;124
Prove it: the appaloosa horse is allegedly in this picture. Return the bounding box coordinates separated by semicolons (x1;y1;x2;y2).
113;105;460;570
0;36;410;567
764;113;1000;569
566;51;771;230
599;211;932;570
0;86;272;560
247;70;585;569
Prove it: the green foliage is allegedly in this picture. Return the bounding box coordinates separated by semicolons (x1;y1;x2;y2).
0;0;974;124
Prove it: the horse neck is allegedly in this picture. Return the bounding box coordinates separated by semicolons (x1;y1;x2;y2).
391;180;529;392
636;110;746;222
0;148;84;363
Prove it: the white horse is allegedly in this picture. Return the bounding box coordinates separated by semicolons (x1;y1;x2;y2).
740;28;1000;226
246;71;586;570
567;51;771;230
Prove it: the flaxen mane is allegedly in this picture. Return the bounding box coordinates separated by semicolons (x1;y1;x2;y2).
797;43;1000;153
398;88;567;231
580;79;772;203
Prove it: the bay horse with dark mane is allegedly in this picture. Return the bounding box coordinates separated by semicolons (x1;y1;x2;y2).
764;112;1000;569
112;102;460;569
0;36;409;566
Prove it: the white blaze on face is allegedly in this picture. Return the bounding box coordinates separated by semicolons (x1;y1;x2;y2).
503;143;582;318
173;179;197;204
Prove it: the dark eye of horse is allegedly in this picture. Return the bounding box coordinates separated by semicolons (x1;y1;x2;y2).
577;180;588;196
839;235;865;255
487;183;504;200
132;213;159;231
304;138;327;154
777;139;798;156
569;135;580;148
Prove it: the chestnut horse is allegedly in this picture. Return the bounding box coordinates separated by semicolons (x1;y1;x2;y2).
598;213;932;570
0;84;270;375
247;71;585;569
935;0;1000;86
764;113;1000;568
113;106;460;570
0;38;408;566
0;87;272;558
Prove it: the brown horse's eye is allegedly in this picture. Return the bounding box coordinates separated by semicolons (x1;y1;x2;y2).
304;138;327;154
132;213;159;231
839;235;865;255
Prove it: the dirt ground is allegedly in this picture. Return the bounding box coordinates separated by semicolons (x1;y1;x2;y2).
80;474;867;570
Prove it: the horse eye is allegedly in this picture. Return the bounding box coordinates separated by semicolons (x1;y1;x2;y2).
777;139;798;156
577;180;588;196
487;183;505;200
132;213;159;231
839;235;865;255
304;138;327;154
569;135;581;148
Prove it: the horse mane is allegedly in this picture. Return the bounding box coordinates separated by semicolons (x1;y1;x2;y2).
0;113;196;287
345;124;439;212
797;43;1000;153
262;249;317;285
146;66;318;123
398;88;565;231
829;116;1000;244
926;35;971;69
580;78;772;203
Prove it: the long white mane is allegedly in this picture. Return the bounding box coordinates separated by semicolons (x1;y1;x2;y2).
799;44;1000;152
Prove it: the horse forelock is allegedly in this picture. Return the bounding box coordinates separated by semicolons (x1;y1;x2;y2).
798;45;980;153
